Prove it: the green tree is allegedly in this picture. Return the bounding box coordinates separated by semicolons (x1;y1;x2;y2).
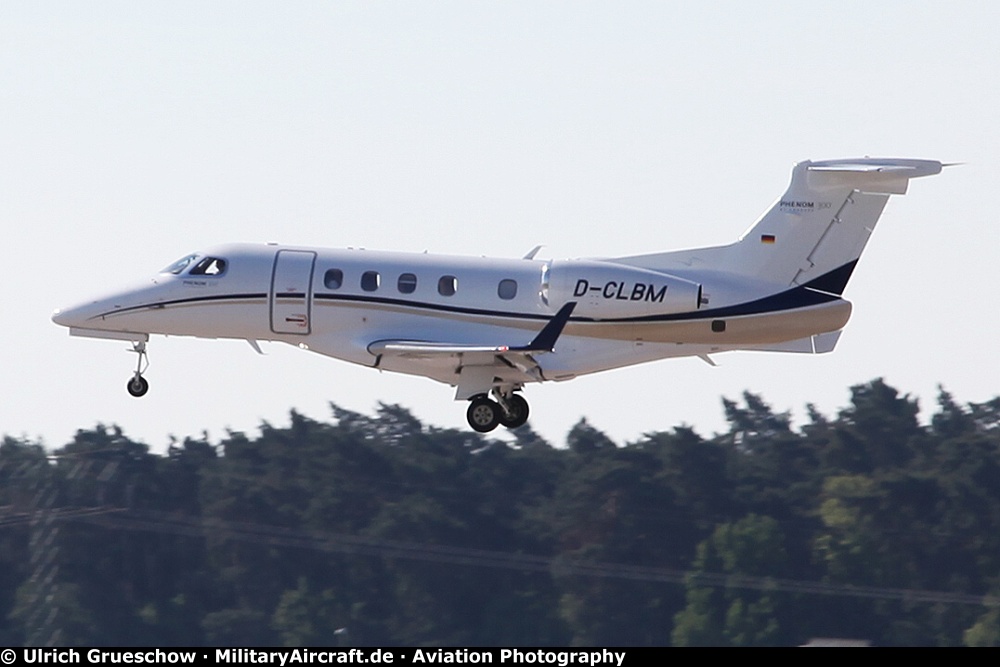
673;514;788;646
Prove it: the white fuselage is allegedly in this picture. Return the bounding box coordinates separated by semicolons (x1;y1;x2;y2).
50;157;942;431
53;242;851;387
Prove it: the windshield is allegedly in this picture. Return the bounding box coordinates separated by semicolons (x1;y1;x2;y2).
160;254;228;276
161;254;198;275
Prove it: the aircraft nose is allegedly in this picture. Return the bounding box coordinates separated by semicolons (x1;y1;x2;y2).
51;302;91;328
53;279;162;331
52;306;75;327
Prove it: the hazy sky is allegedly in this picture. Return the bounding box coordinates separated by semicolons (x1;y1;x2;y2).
3;1;998;450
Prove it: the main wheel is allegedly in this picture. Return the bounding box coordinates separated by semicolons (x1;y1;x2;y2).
467;396;500;433
499;394;530;429
127;376;149;397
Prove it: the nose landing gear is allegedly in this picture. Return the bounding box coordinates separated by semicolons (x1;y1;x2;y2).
126;341;150;397
465;390;530;433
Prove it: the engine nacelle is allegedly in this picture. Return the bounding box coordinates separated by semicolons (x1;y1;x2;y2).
548;260;702;319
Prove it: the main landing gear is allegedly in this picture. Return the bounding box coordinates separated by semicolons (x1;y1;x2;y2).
465;391;530;433
126;341;150;398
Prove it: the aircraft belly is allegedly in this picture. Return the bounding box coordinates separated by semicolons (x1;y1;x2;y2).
303;299;851;381
534;336;675;379
536;300;852;378
563;299;852;345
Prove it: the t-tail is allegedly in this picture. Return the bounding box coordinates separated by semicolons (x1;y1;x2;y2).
618;157;943;294
613;157;944;355
733;158;944;293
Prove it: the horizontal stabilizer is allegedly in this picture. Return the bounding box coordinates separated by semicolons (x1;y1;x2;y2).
807;158;943;194
808;159;943;176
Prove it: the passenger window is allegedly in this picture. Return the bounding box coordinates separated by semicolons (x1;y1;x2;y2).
438;275;457;297
498;279;518;300
189;257;227;276
324;269;343;290
361;271;380;292
398;273;417;294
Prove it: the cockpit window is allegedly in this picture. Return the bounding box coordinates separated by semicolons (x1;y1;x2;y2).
161;254;198;275
189;257;228;276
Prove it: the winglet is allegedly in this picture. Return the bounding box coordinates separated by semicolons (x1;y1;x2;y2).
515;301;577;353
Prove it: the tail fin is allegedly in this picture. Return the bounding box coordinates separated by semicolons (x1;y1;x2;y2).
619;158;943;293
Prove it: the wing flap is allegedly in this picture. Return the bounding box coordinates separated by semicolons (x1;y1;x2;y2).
367;301;577;359
367;341;514;358
368;302;577;398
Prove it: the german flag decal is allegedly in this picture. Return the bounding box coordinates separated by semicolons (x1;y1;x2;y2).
761;234;776;244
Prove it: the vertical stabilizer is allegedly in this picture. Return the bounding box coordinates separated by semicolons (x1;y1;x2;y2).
617;158;943;294
734;158;941;292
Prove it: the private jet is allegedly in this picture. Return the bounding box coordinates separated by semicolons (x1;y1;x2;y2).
52;157;943;432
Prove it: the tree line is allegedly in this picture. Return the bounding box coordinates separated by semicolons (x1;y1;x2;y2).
2;378;1000;646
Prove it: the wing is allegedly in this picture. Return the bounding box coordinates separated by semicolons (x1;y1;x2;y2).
367;302;576;399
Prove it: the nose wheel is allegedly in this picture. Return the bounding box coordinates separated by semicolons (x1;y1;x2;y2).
465;391;530;432
127;375;149;397
126;341;150;398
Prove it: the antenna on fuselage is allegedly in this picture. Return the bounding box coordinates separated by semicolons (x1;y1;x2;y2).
523;245;544;260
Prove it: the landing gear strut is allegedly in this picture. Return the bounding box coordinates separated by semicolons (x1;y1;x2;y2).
465;390;530;433
126;341;149;398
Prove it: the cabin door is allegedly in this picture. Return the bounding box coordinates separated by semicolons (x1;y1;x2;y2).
270;250;316;335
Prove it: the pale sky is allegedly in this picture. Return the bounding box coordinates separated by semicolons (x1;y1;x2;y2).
3;1;999;450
